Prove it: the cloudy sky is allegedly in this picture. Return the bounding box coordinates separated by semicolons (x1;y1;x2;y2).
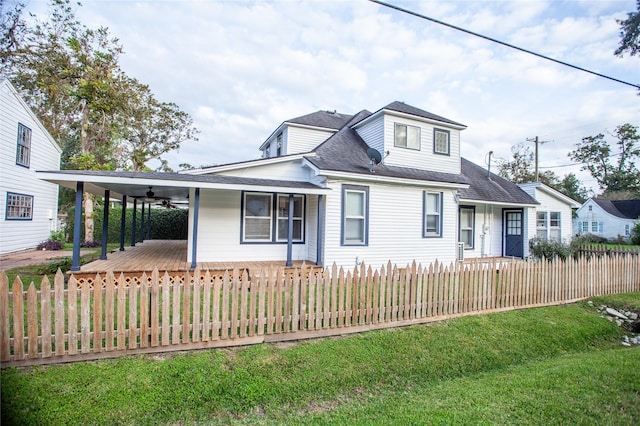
28;0;640;193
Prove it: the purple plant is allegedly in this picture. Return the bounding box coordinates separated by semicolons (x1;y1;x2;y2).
37;240;63;251
81;240;102;248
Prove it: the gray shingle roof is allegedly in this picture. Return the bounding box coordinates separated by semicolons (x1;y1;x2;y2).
459;158;539;205
306;110;469;185
287;110;354;130
379;101;466;128
593;199;640;219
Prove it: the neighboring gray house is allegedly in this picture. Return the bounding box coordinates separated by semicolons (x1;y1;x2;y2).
39;101;545;269
0;79;61;255
576;198;640;241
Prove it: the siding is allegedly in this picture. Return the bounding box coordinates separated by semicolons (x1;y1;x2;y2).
575;200;637;240
218;160;311;181
187;188;311;263
286;126;334;155
354;114;384;154
527;188;575;243
0;81;60;254
323;178;458;269
382;115;461;174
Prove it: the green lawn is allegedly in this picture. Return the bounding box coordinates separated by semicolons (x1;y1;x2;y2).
2;293;639;425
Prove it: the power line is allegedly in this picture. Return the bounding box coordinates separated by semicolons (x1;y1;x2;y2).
370;0;640;90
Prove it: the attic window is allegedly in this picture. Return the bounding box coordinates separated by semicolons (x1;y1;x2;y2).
276;133;283;156
16;123;32;168
433;129;450;155
394;123;420;150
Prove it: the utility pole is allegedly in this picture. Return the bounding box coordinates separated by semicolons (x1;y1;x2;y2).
526;136;549;182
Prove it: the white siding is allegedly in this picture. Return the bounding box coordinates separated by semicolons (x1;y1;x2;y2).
217;160;311;181
286;126;334;154
527;188;574;243
187;188;313;263
383;115;460;174
354;114;384;153
575;199;637;240
323;178;459;269
0;81;61;254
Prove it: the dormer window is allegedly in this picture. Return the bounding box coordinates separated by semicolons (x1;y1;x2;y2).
276;133;283;156
433;128;450;155
16;123;32;167
394;123;420;150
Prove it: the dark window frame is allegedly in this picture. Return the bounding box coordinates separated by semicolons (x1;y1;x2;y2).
16;123;32;168
5;192;33;220
423;191;443;238
433;128;450;156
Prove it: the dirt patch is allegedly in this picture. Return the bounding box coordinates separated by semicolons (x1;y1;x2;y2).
0;248;93;271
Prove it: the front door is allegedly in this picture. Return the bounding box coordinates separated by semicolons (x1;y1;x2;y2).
504;209;524;258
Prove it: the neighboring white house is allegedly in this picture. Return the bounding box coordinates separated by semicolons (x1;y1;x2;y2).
575;198;640;241
39;101;544;269
518;182;581;244
0;79;61;255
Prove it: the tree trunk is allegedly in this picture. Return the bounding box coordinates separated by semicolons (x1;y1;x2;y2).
84;193;94;243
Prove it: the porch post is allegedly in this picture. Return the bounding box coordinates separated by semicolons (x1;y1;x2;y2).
70;181;84;272
130;198;137;247
286;193;294;267
119;195;126;251
190;188;200;269
316;194;324;266
146;202;151;240
139;201;145;243
100;189;110;260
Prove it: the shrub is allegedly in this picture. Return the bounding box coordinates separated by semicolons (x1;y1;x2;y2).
529;237;571;261
36;240;63;251
49;229;65;243
37;257;72;275
81;240;102;248
631;223;640;245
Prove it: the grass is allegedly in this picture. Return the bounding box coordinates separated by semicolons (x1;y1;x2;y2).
3;243;120;289
2;293;639;425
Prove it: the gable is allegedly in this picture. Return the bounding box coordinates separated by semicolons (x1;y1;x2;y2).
459;158;538;205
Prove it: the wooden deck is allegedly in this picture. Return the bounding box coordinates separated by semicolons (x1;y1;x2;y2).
78;240;319;277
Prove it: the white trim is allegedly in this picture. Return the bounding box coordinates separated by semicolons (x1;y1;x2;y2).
182;152;315;175
36;171;332;197
352;108;467;131
316;170;469;190
518;182;581;208
459;198;538;208
259;122;340;150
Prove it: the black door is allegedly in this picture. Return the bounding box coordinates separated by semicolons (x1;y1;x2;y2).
504;210;524;258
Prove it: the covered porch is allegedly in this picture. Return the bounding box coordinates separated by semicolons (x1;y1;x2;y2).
76;239;320;279
36;170;330;274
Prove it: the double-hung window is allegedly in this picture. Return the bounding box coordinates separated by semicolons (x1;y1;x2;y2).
16;123;32;167
625;224;631;236
423;192;442;237
6;192;33;220
243;193;273;242
582;221;589;233
394;123;420;150
342;185;368;245
276;195;304;242
433;128;450;155
459;206;475;249
549;212;561;242
592;221;599;233
536;212;548;240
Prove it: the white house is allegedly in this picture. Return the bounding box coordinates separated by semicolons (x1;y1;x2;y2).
38;101;544;270
575;198;640;241
518;182;581;244
0;79;61;255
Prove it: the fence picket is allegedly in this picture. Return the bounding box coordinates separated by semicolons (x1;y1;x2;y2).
1;252;639;366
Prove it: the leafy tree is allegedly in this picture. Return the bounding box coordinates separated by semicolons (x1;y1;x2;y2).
569;124;640;197
615;0;640;57
1;0;198;241
498;143;559;186
115;78;199;171
556;173;589;203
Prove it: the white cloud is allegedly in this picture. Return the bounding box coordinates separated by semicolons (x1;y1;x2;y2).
32;0;636;193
